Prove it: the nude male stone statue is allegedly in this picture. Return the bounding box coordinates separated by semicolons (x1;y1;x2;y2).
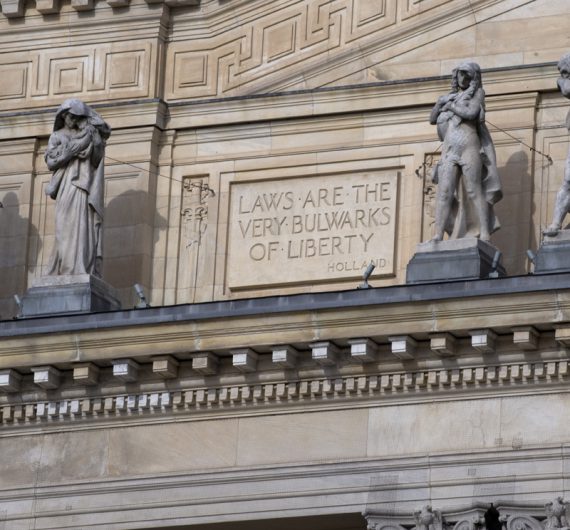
543;53;570;237
44;99;111;277
429;61;502;242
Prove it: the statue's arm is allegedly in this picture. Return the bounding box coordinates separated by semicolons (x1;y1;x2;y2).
429;103;441;125
44;135;69;171
445;91;483;121
45;130;94;170
430;94;454;124
68;127;95;159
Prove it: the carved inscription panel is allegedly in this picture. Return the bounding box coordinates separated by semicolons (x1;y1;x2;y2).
227;172;398;289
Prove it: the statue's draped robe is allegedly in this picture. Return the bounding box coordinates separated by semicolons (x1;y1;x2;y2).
45;119;107;276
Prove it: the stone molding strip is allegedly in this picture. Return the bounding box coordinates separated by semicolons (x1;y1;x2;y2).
1;359;568;427
1;273;567;337
0;0;199;17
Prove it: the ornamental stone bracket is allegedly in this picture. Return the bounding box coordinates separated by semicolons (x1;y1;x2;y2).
0;0;199;17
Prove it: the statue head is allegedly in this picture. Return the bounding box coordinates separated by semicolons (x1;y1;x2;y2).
53;98;111;139
557;53;570;99
53;99;91;131
451;61;482;98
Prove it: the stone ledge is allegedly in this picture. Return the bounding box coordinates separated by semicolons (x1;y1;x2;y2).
0;447;564;529
3;272;570;338
0;0;199;18
1;359;568;428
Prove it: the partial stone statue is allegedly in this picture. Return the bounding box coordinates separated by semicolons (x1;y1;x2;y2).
545;497;569;530
414;505;445;530
429;61;502;242
484;503;502;530
45;99;111;277
543;53;570;236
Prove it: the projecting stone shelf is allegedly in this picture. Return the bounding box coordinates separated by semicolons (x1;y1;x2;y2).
1;358;569;426
0;0;200;17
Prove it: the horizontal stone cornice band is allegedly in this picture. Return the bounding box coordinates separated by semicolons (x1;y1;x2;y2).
1;358;569;429
0;0;198;18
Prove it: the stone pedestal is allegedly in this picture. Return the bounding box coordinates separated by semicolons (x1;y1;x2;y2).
534;230;570;274
406;238;506;284
21;275;121;317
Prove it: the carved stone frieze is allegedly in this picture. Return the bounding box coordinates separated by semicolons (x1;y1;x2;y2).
181;176;211;250
0;40;154;111
366;501;570;530
545;498;570;530
414;505;444;530
420;152;441;242
505;515;543;530
165;0;531;99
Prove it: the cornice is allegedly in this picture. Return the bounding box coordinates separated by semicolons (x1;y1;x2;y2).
166;67;551;130
1;359;570;431
0;68;552;140
247;0;536;94
1;275;570;430
0;1;170;49
1;274;570;357
0;0;195;21
0;99;166;141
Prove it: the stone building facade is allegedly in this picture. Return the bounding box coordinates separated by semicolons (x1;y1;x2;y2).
1;0;570;528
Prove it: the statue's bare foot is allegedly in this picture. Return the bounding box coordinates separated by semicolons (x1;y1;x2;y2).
430;235;443;242
543;224;561;237
479;233;491;242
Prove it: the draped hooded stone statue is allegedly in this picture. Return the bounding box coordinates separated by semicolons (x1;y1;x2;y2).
429;61;502;242
45;99;111;277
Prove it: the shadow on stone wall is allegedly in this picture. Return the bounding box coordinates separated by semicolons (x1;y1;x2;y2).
103;189;167;308
0;192;40;320
492;150;534;276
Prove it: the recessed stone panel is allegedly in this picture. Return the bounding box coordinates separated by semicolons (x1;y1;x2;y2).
227;171;398;289
0;63;28;99
353;0;385;26
264;19;296;61
176;53;208;87
108;52;141;88
52;58;86;95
